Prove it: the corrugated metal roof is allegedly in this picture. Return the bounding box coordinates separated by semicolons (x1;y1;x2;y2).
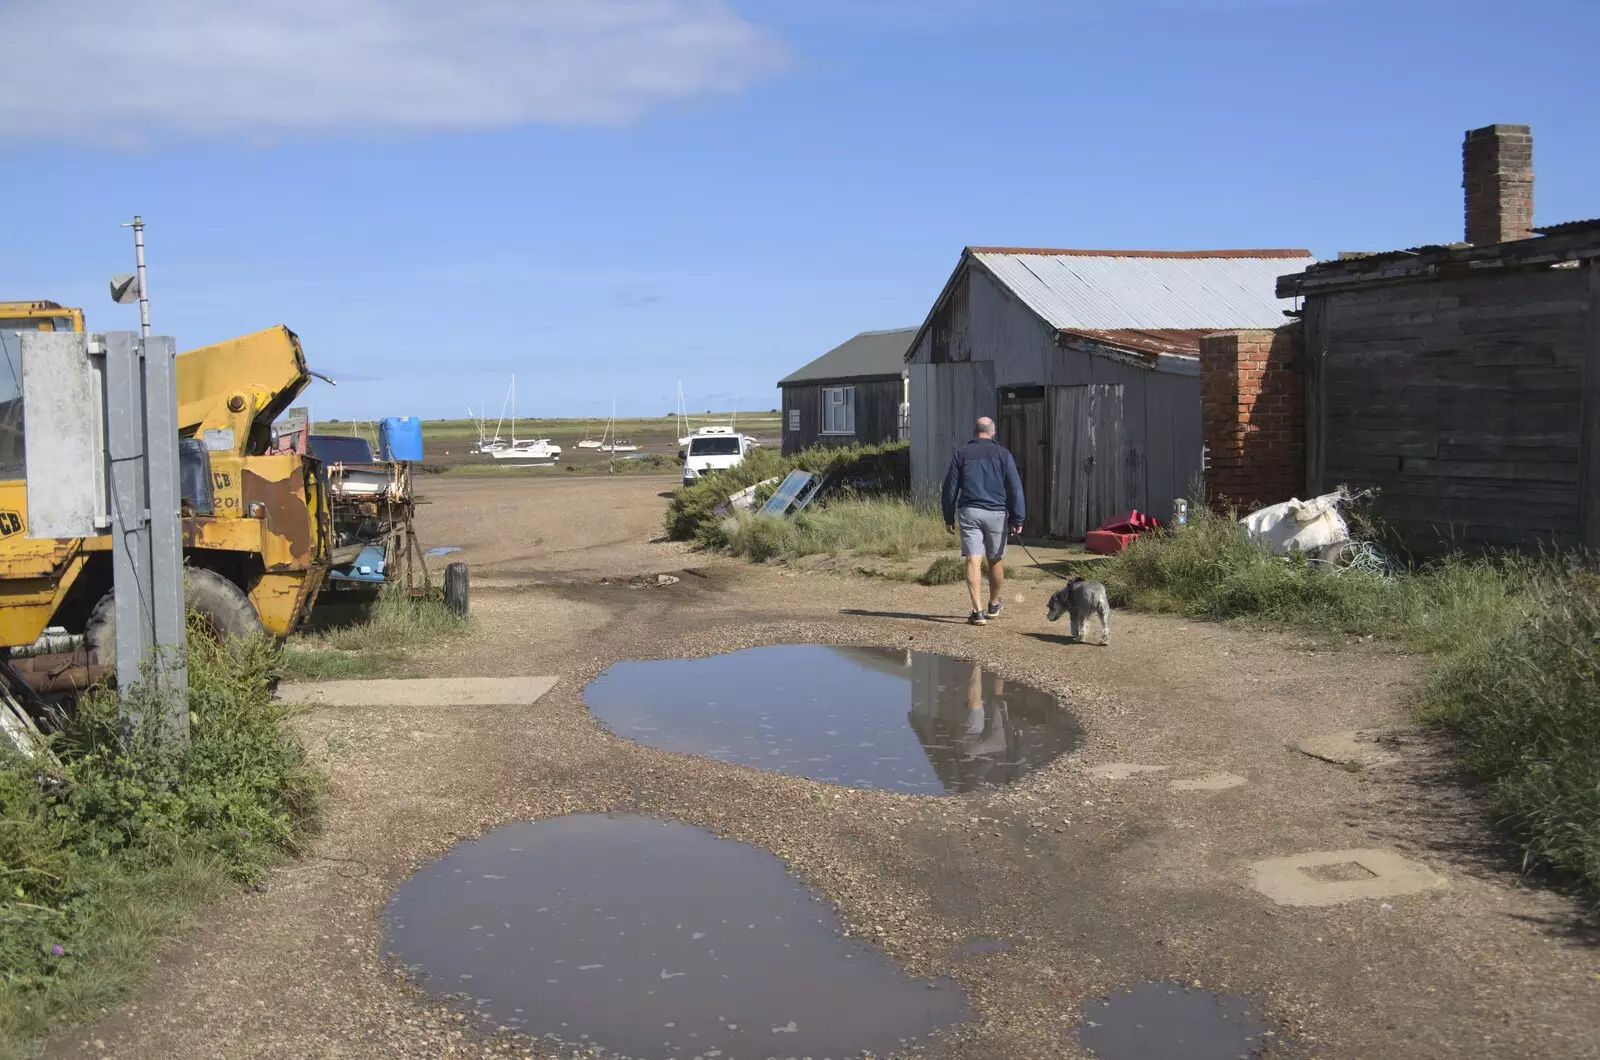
778;327;917;386
1532;218;1600;236
972;249;1316;330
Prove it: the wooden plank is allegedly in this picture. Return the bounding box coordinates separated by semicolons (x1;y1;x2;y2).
1303;299;1327;496
1396;459;1580;482
1049;386;1088;538
1583;262;1600;550
1089;384;1126;529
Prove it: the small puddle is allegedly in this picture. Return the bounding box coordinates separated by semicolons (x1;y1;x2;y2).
583;645;1080;794
425;546;463;557
1080;982;1269;1060
387;814;967;1058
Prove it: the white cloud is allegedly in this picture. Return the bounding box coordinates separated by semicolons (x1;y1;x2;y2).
0;0;785;143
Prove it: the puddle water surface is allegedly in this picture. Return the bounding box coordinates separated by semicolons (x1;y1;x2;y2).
1080;982;1269;1060
387;814;967;1058
583;645;1080;793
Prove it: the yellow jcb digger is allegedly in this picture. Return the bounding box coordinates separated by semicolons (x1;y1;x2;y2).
0;300;331;691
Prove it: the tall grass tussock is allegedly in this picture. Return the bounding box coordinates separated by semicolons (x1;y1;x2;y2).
1096;497;1600;900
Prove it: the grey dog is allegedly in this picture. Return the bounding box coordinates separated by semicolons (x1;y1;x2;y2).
1046;577;1111;645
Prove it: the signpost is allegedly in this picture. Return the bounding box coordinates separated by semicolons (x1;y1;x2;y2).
22;217;187;743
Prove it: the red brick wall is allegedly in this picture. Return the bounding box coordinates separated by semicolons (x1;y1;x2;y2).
1200;324;1304;511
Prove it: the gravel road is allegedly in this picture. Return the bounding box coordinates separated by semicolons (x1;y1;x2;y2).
50;475;1600;1059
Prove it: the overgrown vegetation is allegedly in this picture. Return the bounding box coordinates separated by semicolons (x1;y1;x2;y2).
1097;498;1600;899
663;442;911;545
0;631;324;1054
1096;501;1528;653
715;499;953;563
1417;564;1600;892
279;585;469;680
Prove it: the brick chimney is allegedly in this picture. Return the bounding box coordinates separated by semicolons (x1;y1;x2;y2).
1463;124;1533;245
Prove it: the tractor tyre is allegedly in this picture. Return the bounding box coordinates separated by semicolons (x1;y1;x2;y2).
86;567;267;670
443;562;470;618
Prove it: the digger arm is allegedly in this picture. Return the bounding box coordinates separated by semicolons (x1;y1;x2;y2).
175;325;310;455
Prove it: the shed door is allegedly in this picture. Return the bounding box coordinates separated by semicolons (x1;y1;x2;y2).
1049;384;1125;539
999;387;1049;538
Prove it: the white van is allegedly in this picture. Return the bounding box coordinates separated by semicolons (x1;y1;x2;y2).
682;427;753;487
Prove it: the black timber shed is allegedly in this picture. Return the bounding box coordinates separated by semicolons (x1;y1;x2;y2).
778;327;914;456
1278;221;1600;550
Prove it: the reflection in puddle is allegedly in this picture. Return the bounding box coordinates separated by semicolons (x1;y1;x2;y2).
1080;982;1268;1060
583;645;1080;794
387;814;967;1058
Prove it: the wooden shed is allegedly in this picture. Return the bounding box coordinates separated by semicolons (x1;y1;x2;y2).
1278;223;1600;549
778;327;915;456
906;247;1314;538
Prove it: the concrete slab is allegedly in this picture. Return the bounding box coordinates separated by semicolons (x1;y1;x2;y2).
1087;763;1169;780
1250;848;1447;908
1294;731;1398;769
277;676;559;708
1170;771;1249;792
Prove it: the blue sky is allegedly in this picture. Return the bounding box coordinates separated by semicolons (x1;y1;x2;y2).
2;0;1593;421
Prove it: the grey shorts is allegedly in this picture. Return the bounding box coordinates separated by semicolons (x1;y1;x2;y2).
957;507;1008;559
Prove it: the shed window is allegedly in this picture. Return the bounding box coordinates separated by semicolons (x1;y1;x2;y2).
821;386;855;435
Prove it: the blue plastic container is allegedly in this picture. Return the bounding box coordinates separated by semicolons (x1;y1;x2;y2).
378;416;423;462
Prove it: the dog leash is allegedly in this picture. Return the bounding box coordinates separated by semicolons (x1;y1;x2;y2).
1012;531;1050;575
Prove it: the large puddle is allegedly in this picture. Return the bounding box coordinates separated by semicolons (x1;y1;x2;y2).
583;645;1080;794
387;814;966;1058
1080;982;1269;1059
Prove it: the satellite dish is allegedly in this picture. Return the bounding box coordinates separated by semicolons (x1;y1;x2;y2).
109;273;139;305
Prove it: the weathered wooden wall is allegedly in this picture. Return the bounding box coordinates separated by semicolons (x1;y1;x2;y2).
909;360;997;501
780;377;903;456
1305;264;1593;548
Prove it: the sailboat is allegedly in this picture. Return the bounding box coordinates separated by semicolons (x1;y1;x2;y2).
489;375;563;462
468;401;507;453
596;401;640;453
575;416;604;449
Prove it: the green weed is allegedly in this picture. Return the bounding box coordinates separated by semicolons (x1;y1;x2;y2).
1417;564;1600;893
0;630;324;1054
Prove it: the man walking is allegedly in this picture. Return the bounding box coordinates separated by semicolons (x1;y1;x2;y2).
941;417;1025;625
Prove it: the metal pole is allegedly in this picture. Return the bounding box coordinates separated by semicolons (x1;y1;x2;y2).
122;215;152;337
142;334;188;742
103;332;152;701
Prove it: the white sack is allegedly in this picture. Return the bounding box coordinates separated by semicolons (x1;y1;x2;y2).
1240;491;1350;556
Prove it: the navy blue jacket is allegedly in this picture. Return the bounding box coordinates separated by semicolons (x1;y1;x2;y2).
941;437;1026;527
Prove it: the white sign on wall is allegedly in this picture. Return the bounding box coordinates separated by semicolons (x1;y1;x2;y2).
787;409;800;432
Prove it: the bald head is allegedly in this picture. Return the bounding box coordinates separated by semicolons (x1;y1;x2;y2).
974;417;996;438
